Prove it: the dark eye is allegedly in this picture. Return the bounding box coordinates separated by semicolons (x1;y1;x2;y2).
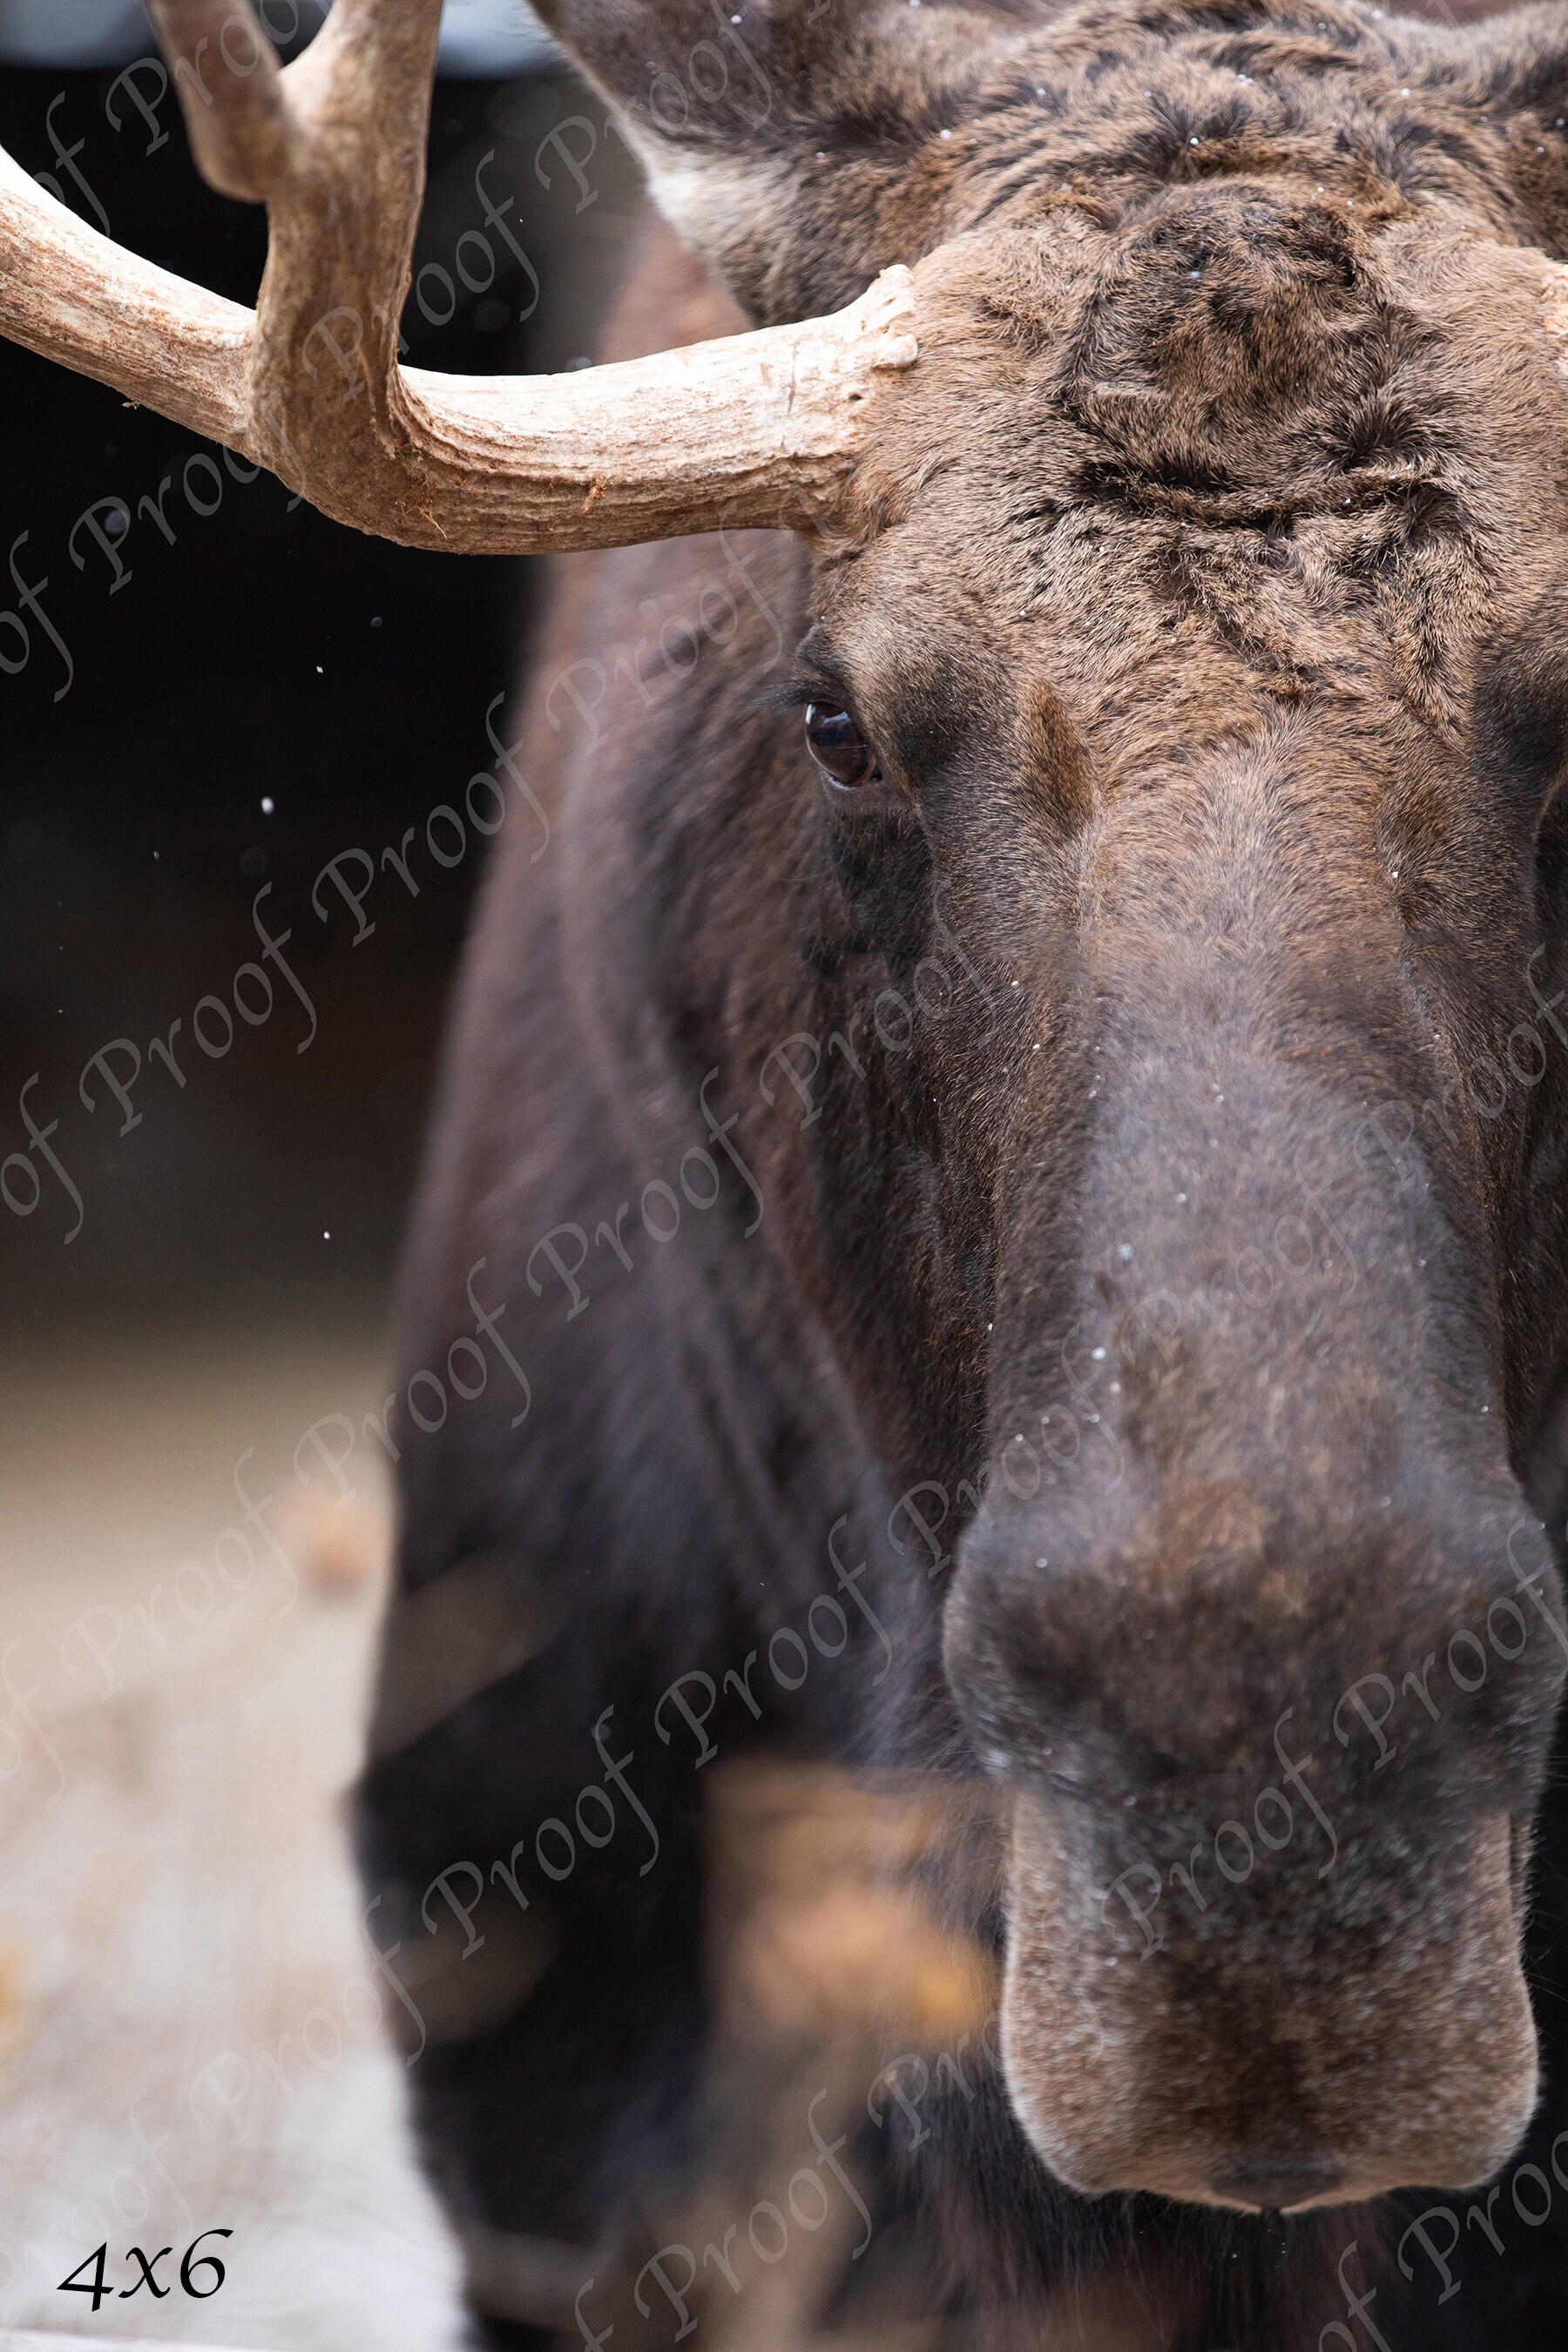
804;703;880;790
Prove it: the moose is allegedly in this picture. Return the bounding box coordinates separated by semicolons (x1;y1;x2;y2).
9;0;1568;2342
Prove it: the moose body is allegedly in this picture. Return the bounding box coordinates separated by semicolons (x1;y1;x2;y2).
345;0;1568;2344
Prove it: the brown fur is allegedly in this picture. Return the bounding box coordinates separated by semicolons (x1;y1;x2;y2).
361;3;1568;2343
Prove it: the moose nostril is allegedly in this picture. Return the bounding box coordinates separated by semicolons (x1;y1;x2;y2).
1208;2154;1346;2212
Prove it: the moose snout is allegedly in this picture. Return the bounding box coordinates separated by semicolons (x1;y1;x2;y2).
946;1513;1552;2213
995;1781;1541;2214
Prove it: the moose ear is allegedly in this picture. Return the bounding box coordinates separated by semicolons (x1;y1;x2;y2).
531;0;1026;322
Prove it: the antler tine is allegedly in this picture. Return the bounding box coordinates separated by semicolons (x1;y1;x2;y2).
0;0;920;553
145;0;295;202
149;0;495;517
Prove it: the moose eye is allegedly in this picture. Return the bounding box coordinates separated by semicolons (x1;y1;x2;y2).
804;703;880;790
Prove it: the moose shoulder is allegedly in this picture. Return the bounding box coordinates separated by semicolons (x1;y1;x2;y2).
8;0;1568;2342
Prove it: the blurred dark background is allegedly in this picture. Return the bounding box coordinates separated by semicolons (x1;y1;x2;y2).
0;26;639;1342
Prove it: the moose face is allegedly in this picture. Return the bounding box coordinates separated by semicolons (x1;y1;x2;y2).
783;187;1568;2204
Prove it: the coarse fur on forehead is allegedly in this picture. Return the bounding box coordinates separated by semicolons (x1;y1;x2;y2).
597;0;1568;749
808;196;1568;759
636;0;1568;327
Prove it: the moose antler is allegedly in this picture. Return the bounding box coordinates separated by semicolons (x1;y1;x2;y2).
0;0;918;553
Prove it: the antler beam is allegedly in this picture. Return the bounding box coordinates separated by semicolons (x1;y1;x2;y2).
0;0;918;555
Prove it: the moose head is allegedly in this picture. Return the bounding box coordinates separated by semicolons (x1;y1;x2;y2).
9;0;1568;2219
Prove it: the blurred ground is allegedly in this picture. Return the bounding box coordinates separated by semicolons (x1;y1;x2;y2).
0;1324;468;2348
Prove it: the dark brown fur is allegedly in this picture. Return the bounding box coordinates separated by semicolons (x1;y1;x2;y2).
359;2;1568;2343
